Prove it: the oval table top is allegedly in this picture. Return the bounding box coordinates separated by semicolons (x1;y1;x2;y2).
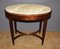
5;4;51;15
5;4;52;21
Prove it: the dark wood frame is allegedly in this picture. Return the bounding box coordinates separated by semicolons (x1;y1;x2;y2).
4;10;52;45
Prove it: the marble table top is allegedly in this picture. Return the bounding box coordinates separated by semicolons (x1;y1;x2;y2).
5;4;51;15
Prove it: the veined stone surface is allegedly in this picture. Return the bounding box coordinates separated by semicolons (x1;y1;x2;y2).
5;4;51;15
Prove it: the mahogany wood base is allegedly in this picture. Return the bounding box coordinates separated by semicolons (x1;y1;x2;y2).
9;20;47;45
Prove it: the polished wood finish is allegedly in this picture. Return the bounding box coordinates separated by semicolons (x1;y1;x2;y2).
9;20;14;45
5;10;52;22
39;21;42;34
4;8;52;45
14;21;17;34
42;20;47;45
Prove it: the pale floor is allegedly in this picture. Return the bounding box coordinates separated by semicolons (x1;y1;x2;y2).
0;31;60;49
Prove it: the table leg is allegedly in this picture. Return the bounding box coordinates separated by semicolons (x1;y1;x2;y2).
14;21;17;34
9;20;14;45
42;20;47;45
39;21;42;34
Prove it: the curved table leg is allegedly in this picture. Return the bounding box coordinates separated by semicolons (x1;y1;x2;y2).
9;20;14;45
42;20;47;45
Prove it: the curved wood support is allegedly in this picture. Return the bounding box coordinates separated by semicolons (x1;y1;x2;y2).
14;31;42;41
